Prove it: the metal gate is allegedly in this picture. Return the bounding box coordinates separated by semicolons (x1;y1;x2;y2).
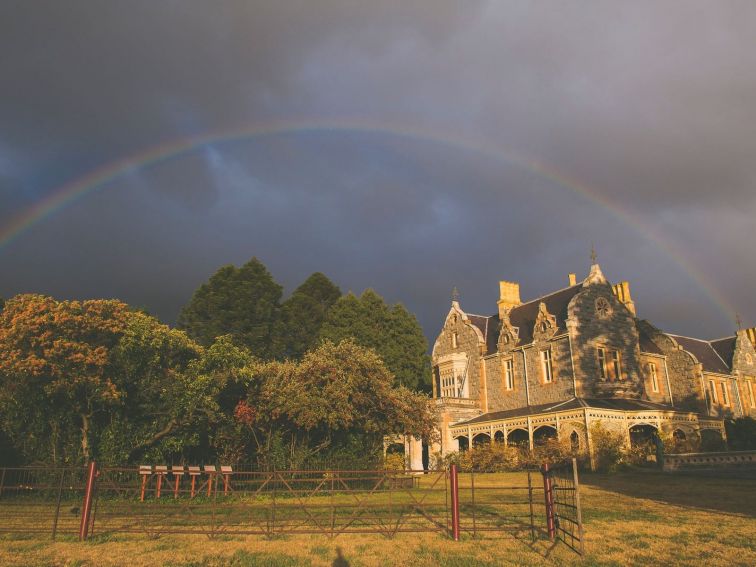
0;461;582;551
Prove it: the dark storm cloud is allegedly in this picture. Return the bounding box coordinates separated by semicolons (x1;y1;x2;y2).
1;1;755;339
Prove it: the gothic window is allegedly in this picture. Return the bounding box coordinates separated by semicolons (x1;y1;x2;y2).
503;358;514;390
451;332;458;349
595;297;612;319
502;333;510;345
540;349;553;383
648;362;659;393
540;321;548;333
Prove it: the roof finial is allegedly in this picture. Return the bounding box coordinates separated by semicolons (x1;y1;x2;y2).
736;313;743;331
451;286;460;303
590;243;597;265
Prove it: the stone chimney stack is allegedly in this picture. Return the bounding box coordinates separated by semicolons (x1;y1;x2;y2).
568;273;577;286
612;281;636;315
746;327;756;349
498;280;521;319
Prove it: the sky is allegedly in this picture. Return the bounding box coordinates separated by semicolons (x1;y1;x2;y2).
1;1;755;341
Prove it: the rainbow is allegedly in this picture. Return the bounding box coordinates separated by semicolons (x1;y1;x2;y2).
0;118;735;321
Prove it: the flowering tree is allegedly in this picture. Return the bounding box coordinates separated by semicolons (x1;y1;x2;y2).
0;295;130;462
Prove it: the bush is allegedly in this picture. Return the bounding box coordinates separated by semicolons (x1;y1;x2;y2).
383;452;406;471
725;417;756;451
589;421;626;473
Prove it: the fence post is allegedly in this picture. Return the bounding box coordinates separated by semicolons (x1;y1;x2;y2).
572;458;584;555
449;464;460;541
79;461;98;541
51;469;66;540
541;462;555;541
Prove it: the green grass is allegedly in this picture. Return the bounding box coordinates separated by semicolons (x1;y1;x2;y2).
0;470;754;566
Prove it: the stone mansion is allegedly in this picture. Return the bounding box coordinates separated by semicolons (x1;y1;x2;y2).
417;261;756;469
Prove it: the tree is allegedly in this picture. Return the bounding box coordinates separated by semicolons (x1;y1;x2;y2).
100;312;209;464
319;289;431;390
0;294;131;462
225;339;436;468
276;272;341;359
178;257;283;359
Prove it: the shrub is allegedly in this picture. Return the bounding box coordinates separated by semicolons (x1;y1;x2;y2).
383;452;406;471
725;417;756;451
589;421;626;473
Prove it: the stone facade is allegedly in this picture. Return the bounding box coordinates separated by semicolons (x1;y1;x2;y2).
428;263;752;466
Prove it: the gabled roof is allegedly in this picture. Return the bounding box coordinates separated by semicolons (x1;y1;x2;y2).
710;337;736;369
465;284;584;353
508;284;583;344
670;334;731;374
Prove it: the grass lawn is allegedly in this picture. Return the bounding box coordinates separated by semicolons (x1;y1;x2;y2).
0;470;754;566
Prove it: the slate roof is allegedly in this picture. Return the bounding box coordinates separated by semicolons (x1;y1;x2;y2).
710;337;736;369
636;324;664;355
465;284;584;353
458;397;675;426
670;335;731;374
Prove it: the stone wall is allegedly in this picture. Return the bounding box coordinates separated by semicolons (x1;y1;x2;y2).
636;320;707;413
567;281;643;399
432;303;484;401
639;354;672;405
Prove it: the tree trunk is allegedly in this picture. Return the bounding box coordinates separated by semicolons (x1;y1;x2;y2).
80;414;90;462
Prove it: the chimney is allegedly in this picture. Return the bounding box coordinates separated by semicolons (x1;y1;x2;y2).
498;280;521;318
568;273;577;286
612;281;636;315
746;327;756;349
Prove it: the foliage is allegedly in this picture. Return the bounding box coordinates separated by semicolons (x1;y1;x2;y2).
437;437;586;473
724;417;756;451
275;272;341;359
220;339;437;469
178;258;283;359
0;294;132;463
589;421;627;473
383;451;406;471
319;289;431;391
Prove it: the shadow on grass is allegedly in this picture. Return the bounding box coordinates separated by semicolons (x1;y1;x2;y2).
580;470;756;518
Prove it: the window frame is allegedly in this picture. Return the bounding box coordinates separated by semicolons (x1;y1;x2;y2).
503;358;515;391
540;348;554;384
708;379;718;404
649;362;659;393
719;381;729;406
597;347;607;380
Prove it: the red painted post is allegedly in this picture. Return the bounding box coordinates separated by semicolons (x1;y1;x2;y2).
449;464;460;541
542;463;555;541
79;461;98;541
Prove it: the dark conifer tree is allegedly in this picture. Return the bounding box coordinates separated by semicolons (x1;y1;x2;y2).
319;289;431;391
277;272;341;359
178;258;283;359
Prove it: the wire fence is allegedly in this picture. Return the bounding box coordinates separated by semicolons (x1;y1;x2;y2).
0;461;582;552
